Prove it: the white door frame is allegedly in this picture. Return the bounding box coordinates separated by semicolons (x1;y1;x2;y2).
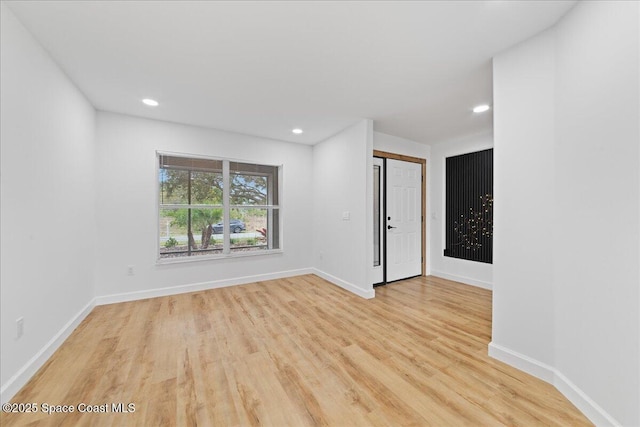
373;150;426;284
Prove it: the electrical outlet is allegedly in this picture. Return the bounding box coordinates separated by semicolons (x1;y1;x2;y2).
127;265;135;276
16;317;24;339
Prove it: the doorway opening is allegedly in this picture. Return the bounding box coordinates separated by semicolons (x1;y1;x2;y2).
373;150;426;286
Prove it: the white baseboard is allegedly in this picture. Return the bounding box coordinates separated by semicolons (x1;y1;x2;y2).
0;299;96;404
553;370;622;427
488;342;621;427
488;341;555;382
95;268;315;305
430;270;492;290
312;268;375;299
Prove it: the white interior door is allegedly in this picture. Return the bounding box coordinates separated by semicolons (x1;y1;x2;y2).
386;158;422;282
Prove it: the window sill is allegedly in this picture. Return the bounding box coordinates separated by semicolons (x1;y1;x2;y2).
156;249;283;266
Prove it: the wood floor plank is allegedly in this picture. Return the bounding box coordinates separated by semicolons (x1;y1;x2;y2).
1;274;593;426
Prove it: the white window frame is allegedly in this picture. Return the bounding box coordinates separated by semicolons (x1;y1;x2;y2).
156;151;283;264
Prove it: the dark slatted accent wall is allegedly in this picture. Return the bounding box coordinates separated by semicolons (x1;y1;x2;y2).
444;149;493;264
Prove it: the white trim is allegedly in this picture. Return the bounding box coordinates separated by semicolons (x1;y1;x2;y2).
223;159;230;253
488;341;554;382
488;342;621;427
430;271;492;290
95;268;314;306
0;299;96;404
312;268;375;299
156;249;284;265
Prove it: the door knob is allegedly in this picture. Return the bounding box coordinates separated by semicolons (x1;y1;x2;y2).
387;225;397;230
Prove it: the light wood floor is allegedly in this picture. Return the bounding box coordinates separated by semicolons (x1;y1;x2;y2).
2;275;592;426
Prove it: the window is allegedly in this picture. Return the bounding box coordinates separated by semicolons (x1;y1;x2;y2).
444;149;493;264
373;163;381;267
158;153;281;260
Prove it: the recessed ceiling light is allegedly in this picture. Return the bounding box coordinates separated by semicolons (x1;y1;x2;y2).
142;98;159;107
473;104;490;113
292;128;303;134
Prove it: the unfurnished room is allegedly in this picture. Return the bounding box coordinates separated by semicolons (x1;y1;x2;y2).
1;1;639;426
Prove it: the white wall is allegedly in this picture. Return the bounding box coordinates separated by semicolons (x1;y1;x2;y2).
492;25;557;372
491;1;639;425
1;3;96;400
373;131;431;161
373;132;431;276
314;120;374;298
553;2;639;425
429;133;493;289
94;112;314;300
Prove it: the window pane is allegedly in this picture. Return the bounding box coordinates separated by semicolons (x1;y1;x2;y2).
230;162;278;206
229;208;279;252
271;209;280;249
160;208;188;248
191;171;223;204
230;173;267;205
159;208;223;258
159;169;189;204
159;169;223;205
190;208;223;249
373;165;380;267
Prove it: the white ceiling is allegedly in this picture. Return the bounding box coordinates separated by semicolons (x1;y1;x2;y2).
7;0;576;145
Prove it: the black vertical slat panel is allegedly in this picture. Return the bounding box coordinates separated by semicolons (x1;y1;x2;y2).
487;150;493;263
445;149;493;264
